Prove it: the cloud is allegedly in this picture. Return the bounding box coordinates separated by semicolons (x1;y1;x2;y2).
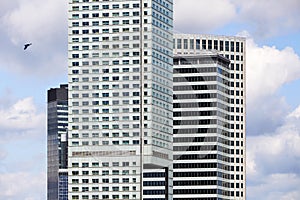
242;31;300;199
0;95;46;199
174;0;237;33
0;0;67;79
0;97;45;139
243;32;300;134
0;172;45;200
247;105;300;200
248;173;300;200
233;0;300;37
248;127;300;176
0;2;17;17
246;37;300;104
1;0;67;45
174;1;300;38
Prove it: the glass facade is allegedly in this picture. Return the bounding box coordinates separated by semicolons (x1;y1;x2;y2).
47;85;68;200
59;172;68;200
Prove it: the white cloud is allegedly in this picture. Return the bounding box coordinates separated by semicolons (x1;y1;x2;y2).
1;0;67;45
0;97;46;199
0;172;45;200
0;0;67;78
248;173;300;200
232;0;300;37
247;105;300;199
174;0;237;33
174;1;300;38
244;32;300;134
246;36;300;104
0;97;45;139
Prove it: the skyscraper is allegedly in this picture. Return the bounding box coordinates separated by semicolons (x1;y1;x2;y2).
173;34;246;200
47;84;69;200
67;0;173;199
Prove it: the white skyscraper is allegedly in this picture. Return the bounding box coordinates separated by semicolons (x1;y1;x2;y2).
67;0;173;199
173;34;246;200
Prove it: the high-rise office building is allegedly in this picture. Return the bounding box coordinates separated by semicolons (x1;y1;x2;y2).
47;84;69;200
67;0;173;199
173;34;246;200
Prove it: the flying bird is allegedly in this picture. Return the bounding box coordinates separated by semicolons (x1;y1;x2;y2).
24;43;32;50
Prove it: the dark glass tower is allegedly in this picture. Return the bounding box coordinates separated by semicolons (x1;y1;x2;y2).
47;84;68;200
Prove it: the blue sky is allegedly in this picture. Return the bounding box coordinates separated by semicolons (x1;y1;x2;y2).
0;0;300;199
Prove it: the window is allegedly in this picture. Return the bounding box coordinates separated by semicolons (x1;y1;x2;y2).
133;140;139;144
112;179;119;183
92;5;99;10
72;21;79;26
123;140;129;145
92;179;99;183
82;163;89;168
102;170;109;175
92;45;99;49
72;38;79;42
112;4;119;9
102;5;109;9
123;132;129;137
202;39;207;49
102;21;109;25
72;30;79;34
113;60;119;65
123;20;129;24
225;41;229;51
113;20;119;25
92;171;99;175
176;39;182;49
92;21;99;26
122;68;129;72
231;41;235;52
184;39;188;49
72;14;79;19
123;178;129;183
72;46;79;50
